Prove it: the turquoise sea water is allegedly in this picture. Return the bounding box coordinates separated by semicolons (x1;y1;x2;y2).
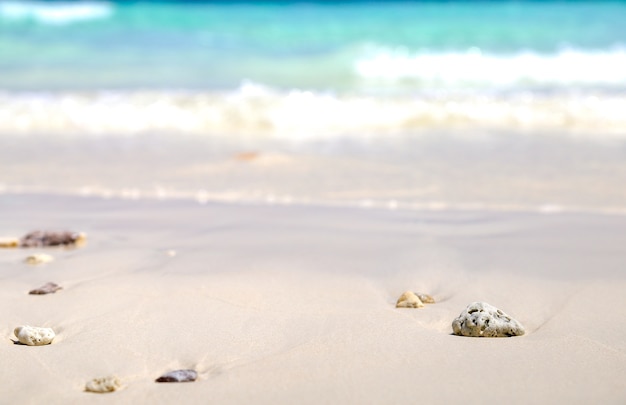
2;1;626;212
1;0;626;136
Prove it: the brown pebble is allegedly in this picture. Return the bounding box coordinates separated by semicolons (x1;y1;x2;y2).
29;282;62;295
234;151;260;162
155;369;198;383
20;231;86;248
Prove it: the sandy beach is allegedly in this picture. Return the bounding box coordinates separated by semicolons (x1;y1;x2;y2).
1;193;625;403
2;1;626;402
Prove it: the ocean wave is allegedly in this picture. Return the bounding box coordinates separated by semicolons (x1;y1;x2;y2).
1;85;626;137
0;1;113;25
355;47;626;88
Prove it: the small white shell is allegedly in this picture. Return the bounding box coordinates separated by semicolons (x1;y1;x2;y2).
14;325;55;346
25;253;54;265
416;293;435;304
395;291;424;308
0;237;19;248
85;376;121;393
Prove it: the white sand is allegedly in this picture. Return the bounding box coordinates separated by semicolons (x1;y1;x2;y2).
1;194;625;404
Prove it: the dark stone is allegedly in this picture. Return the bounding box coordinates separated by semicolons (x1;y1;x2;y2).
155;369;198;383
20;231;84;247
29;282;62;295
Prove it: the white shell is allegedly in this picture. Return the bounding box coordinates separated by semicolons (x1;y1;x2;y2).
25;253;54;265
396;291;424;308
416;293;435;304
452;302;525;337
85;376;121;393
0;237;19;248
14;325;55;346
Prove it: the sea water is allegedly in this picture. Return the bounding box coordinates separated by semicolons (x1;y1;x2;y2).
1;1;626;211
2;0;626;135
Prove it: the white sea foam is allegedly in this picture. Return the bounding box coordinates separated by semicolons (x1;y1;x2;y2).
0;1;113;24
1;86;626;138
355;47;626;87
2;184;626;217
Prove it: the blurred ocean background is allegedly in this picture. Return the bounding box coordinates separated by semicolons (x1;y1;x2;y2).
2;0;626;135
1;0;626;211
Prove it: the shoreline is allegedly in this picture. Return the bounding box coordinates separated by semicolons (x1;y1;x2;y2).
2;128;626;217
1;193;625;403
3;186;626;217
